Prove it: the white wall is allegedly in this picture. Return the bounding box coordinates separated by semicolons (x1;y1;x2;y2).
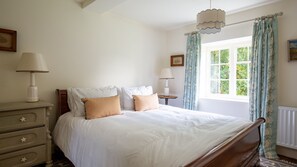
0;0;167;129
1;0;296;128
167;0;297;119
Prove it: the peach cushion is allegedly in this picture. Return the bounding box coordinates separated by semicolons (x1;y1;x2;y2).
133;93;159;111
81;95;121;120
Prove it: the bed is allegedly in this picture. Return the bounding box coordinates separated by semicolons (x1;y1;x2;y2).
54;89;264;167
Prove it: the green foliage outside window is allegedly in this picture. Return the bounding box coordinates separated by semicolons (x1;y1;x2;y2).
208;39;252;98
237;80;248;96
236;64;248;79
210;49;230;95
220;65;229;79
211;50;219;64
220;80;229;94
209;46;251;97
236;47;250;96
220;49;229;63
237;47;248;61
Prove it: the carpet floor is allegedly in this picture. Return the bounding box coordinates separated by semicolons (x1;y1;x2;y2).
260;157;297;167
46;156;297;167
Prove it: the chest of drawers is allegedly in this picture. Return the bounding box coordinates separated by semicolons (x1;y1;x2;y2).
0;101;53;167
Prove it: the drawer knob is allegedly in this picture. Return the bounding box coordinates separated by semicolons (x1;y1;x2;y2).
20;117;26;122
20;157;27;163
20;137;27;143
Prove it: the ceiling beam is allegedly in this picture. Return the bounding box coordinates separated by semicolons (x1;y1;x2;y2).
82;0;127;14
81;0;95;8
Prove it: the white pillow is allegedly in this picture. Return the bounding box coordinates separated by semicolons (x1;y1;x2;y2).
121;86;153;110
67;86;118;117
116;87;124;109
67;88;74;113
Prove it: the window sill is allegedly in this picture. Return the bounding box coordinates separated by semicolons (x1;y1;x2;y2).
199;96;249;103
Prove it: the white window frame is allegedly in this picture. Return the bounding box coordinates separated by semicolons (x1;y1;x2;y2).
200;36;252;102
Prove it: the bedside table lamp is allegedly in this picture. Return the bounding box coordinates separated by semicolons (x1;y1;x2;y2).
16;52;49;102
160;68;174;95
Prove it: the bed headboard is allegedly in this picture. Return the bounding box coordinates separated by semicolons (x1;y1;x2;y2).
56;89;70;116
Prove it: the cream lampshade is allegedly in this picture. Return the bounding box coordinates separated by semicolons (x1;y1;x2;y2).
16;52;49;102
160;68;174;95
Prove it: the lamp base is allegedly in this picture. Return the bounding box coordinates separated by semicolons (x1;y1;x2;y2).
27;86;39;102
164;88;169;95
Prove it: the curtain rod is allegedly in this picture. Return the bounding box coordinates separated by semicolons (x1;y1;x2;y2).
184;12;283;36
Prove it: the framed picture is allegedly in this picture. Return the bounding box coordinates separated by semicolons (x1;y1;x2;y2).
288;39;297;61
0;28;17;52
170;55;184;66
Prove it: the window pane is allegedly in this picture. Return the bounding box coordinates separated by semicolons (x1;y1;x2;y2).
220;65;229;79
236;64;248;79
211;80;219;94
211;65;219;79
220;80;229;94
220;49;229;63
211;50;219;64
236;80;248;96
237;47;248;61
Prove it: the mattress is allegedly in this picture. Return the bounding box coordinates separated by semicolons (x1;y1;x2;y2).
53;105;251;167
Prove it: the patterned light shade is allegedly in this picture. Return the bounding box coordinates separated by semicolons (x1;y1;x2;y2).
196;9;225;34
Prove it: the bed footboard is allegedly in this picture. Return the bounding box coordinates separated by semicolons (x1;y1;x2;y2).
186;118;264;167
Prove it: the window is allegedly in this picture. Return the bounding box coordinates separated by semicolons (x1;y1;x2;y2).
200;37;252;101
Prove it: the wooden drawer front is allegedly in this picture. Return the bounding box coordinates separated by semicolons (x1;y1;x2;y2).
0;127;46;154
0;108;45;133
0;145;46;167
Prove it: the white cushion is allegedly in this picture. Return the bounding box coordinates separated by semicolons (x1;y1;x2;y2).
67;88;75;114
121;86;153;110
67;86;118;117
116;87;124;109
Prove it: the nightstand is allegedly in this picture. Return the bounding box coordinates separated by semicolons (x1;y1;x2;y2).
0;101;53;167
158;95;177;105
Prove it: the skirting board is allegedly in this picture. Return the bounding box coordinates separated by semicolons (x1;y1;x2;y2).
277;145;297;160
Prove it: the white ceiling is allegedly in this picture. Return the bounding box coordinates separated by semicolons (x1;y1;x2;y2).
82;0;281;30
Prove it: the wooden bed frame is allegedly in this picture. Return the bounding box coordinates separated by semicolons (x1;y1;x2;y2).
56;89;265;167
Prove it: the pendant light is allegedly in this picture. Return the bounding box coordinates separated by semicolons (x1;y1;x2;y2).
196;0;225;34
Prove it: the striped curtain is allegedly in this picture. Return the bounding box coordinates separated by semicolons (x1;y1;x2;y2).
183;33;201;110
249;16;279;159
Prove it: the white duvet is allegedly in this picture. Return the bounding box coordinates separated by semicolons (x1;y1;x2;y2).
53;105;252;167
